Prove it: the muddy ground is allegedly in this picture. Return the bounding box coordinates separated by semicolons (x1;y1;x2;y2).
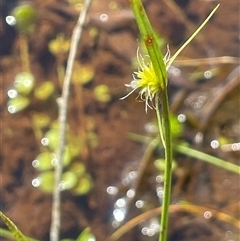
0;0;239;241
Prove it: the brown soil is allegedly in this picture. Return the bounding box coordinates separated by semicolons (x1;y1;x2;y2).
1;0;239;241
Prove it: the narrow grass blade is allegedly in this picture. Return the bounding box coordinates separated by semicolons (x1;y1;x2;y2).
0;212;27;241
166;4;220;69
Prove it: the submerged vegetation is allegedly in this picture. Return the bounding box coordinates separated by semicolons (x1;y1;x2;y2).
1;0;239;241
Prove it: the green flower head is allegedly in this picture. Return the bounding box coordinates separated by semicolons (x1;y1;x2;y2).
121;47;170;112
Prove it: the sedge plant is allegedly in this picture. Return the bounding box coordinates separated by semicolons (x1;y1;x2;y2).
121;1;220;241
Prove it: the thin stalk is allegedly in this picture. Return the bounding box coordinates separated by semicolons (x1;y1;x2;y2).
50;1;92;241
155;92;173;241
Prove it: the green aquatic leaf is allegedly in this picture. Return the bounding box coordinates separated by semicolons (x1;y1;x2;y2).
38;171;55;193
72;175;93;196
94;85;111;103
12;4;38;34
34;81;55;100
69;162;86;176
33;152;54;171
14;72;35;95
61;171;78;190
72;63;95;85
44;128;59;151
7;96;30;114
31;112;51;129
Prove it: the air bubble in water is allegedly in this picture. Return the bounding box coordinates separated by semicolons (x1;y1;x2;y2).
116;198;126;208
8;105;16;114
113;209;125;222
106;186;118;195
51;158;58;166
177;114;186;123
225;230;233;238
126;188;135;198
210;140;219;149
204;70;213;79
135;200;144;209
6;15;16;26
32;160;39;168
194;132;203;144
7;89;18;98
203;211;212;219
58;181;65;191
231;142;240;151
156;175;163;183
32;177;41;187
41;137;49;146
156;186;164;199
100;13;109;22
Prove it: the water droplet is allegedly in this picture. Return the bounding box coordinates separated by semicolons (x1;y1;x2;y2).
135;200;144;209
100;13;109;22
177;114;186;123
7;89;18;98
203;211;212;219
41;137;49;146
32;177;41;187
5;15;16;26
204;70;213;79
106;186;118;195
126;189;135;198
210;140;219;149
32;160;39;168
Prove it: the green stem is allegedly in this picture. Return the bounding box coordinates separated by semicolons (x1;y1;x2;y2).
155;91;173;241
174;144;240;175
